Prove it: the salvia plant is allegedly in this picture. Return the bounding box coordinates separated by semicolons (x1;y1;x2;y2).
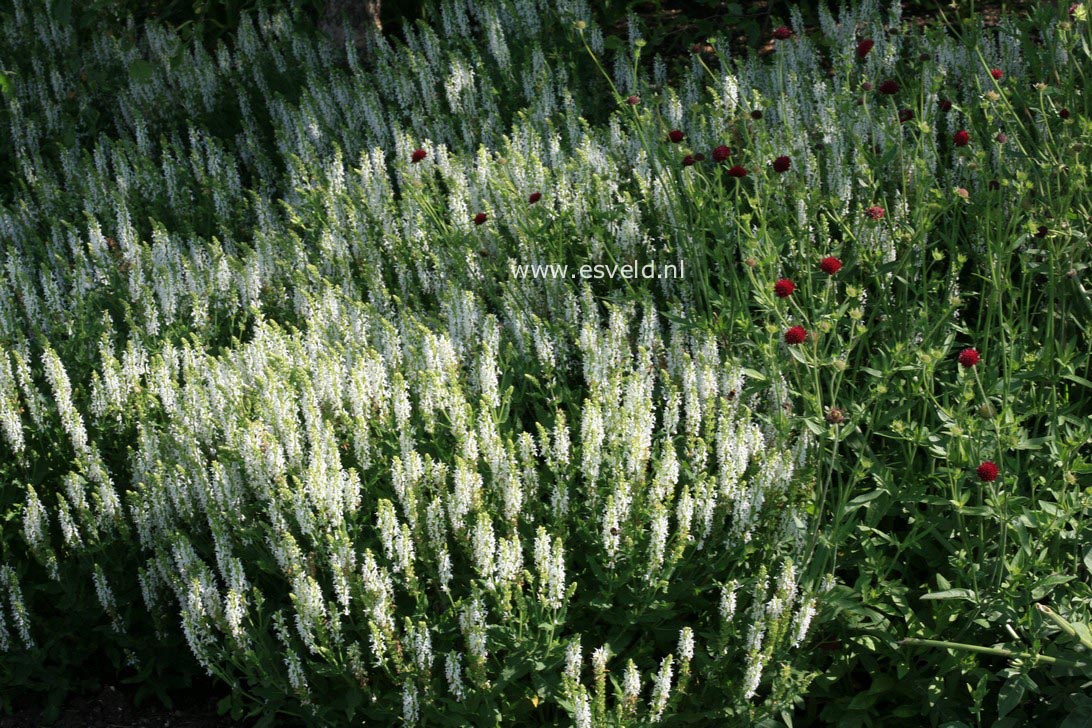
0;0;1090;724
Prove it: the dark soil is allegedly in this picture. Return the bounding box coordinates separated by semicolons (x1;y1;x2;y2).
0;685;245;728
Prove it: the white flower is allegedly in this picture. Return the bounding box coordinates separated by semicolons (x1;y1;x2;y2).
720;581;738;623
574;689;592;728
285;648;310;699
649;655;674;722
446;651;467;701
564;637;582;682
742;652;765;701
623;659;641;704
409;620;433;675
791;598;817;648
678;627;694;663
470;512;497;585
1;565;33;649
41;347;89;456
21;486;48;551
533;528;566;609
592;645;609;676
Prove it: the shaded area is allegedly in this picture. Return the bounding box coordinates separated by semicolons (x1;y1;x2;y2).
0;684;258;728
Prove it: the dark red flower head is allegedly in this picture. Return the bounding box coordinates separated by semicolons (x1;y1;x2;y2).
774;278;796;298
990;68;1004;80
727;165;748;178
712;145;731;162
865;205;886;221
820;256;843;275
772;155;791;173
857;39;874;59
958;347;980;368
528;192;542;204
751;109;764;120
878;79;899;95
939;98;953;112
668;129;685;143
1035;225;1048;238
1059;108;1071;119
953;129;970;147
976;461;999;482
693;153;706;162
411;148;427;163
784;325;807;345
995;132;1008;143
682;155;696;167
898;108;914;124
473;212;487;226
626;95;640;106
773;26;793;40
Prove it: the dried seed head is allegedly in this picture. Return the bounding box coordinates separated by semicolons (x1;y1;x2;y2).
825;407;846;424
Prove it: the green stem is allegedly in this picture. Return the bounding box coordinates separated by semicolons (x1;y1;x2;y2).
900;637;1088;669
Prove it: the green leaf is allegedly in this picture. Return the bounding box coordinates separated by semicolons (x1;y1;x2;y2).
845;489;885;510
847;690;879;711
0;70;11;97
1030;574;1074;600
1063;373;1092;388
741;367;767;382
920;589;977;602
997;677;1024;718
50;0;72;24
128;59;155;83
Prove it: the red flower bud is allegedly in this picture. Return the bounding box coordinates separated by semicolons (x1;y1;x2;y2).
878;79;899;95
784;326;807;345
958;348;980;368
976;461;999;482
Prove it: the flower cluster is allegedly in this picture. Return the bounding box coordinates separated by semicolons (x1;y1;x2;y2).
0;0;1077;721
